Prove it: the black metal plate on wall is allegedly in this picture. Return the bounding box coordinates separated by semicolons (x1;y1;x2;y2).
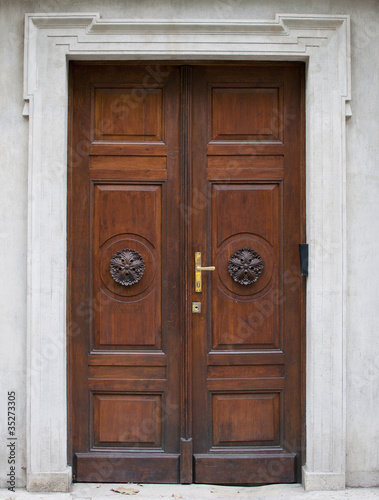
299;244;308;276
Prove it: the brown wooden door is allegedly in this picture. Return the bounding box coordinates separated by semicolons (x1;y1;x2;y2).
68;63;304;485
190;65;304;484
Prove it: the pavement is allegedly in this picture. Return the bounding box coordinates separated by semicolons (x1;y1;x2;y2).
0;484;378;500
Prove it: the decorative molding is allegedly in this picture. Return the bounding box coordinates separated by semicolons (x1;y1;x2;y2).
23;13;351;106
228;248;264;285
23;12;350;491
110;249;145;286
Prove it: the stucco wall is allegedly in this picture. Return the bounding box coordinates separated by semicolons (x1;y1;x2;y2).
0;0;378;489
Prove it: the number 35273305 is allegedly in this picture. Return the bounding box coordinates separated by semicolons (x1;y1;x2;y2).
8;391;16;435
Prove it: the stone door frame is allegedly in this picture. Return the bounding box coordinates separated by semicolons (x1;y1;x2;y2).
23;13;350;492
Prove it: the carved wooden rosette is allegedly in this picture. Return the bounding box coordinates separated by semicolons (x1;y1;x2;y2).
228;248;264;285
110;249;145;286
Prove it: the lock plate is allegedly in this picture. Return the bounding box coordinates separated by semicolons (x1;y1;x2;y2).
195;252;202;292
192;302;201;313
195;251;215;292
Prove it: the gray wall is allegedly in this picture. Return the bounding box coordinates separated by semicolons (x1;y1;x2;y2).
0;0;378;488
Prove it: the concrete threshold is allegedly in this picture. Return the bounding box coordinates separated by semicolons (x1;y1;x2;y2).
1;484;379;500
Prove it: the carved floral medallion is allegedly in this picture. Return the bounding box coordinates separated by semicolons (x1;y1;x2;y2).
110;249;145;286
228;248;264;285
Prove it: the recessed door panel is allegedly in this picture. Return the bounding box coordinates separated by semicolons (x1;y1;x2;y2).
93;184;162;349
211;182;280;350
212;392;280;446
93;86;164;142
93;393;163;447
211;86;282;141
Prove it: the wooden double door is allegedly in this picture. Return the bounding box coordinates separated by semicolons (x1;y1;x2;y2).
68;63;304;484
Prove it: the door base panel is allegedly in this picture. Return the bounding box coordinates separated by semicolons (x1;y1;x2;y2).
194;453;296;484
75;453;180;483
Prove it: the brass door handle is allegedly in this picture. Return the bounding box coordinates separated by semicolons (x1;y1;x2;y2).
195;252;215;292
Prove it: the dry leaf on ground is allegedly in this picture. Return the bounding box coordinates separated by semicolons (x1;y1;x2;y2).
111;486;140;495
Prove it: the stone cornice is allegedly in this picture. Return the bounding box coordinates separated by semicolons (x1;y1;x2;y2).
24;13;351;108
